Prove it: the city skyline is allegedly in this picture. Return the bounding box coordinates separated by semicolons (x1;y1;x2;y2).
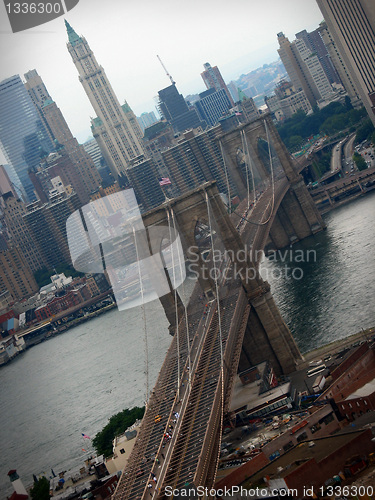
0;0;324;149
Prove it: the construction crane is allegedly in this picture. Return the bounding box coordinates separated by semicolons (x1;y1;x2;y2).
157;55;176;85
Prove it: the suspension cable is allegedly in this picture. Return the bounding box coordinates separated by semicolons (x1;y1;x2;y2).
240;130;251;212
132;226;149;404
204;190;225;484
219;140;232;213
231;120;277;227
204;193;224;366
241;129;257;209
170;208;192;388
166;208;181;399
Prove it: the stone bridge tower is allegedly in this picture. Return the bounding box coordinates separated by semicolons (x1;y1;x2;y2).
142;182;302;375
140;113;325;375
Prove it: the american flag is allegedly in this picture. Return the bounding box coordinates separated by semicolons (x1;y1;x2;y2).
159;177;172;186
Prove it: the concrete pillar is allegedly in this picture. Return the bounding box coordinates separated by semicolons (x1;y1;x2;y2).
268;212;293;250
244;283;301;375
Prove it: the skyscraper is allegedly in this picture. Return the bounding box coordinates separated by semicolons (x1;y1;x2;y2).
318;21;362;108
137;111;158;131
158;83;203;133
0;75;54;202
316;0;375;126
161;127;237;198
0;165;17;198
236;89;259;123
0;191;45;272
65;21;145;177
24;191;81;269
24;69;101;204
295;28;341;86
0;239;39;301
194;88;232;127
201;62;235;107
277;32;333;108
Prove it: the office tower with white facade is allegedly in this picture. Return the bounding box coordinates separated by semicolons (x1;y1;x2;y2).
277;32;333;108
295;28;341;86
65;21;145;177
316;0;375;126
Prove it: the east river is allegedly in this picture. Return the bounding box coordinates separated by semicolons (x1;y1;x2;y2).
1;191;375;497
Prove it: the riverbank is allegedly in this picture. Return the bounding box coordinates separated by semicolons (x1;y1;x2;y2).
303;325;375;363
318;184;375;215
0;297;116;367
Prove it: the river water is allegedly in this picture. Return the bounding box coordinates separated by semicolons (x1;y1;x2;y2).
1;192;375;497
261;190;375;353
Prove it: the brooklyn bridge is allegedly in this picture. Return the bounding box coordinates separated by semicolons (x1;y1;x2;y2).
105;112;325;499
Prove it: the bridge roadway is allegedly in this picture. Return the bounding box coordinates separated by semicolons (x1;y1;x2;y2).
234;174;289;261
114;268;249;498
113;179;289;499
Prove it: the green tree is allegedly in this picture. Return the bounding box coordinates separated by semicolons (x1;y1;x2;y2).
355;118;375;144
277;103;366;151
92;407;145;457
288;135;304;149
353;152;367;171
344;95;353;111
30;476;50;500
34;264;85;288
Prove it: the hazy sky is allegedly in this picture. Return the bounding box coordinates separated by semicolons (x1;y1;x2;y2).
0;0;324;146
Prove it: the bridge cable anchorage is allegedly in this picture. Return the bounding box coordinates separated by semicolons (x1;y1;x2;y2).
219;140;232;213
231;120;277;227
132;226;149;404
204;191;225;472
166;209;181;399
171;208;192;388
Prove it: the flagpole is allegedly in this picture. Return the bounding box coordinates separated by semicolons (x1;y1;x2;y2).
159;178;172;202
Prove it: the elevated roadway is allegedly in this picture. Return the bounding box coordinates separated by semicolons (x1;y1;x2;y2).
113;175;302;499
